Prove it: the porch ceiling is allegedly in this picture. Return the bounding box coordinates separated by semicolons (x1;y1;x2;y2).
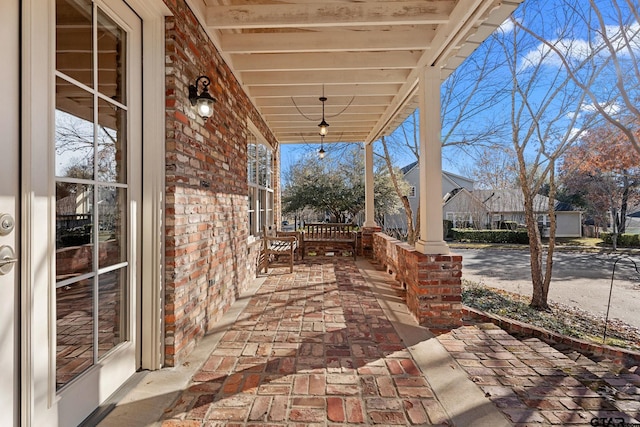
192;0;522;144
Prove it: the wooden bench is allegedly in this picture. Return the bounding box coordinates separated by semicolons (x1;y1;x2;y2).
262;225;300;273
302;223;357;260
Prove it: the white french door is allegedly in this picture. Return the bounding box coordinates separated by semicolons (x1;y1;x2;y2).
24;0;142;425
0;1;20;426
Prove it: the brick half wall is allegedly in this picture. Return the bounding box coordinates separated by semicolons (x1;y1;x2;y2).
372;232;462;332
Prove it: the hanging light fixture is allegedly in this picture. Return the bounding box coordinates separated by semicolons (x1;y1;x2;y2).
318;94;329;136
188;75;216;119
318;135;326;159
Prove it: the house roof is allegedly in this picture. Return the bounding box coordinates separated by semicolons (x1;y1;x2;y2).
186;1;524;144
401;161;474;189
472;189;579;213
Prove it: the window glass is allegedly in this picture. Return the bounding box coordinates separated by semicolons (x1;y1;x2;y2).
247;136;273;236
56;0;93;87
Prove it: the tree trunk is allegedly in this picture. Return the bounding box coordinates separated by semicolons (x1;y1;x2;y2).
526;201;549;310
542;164;557;310
380;136;418;244
619;175;629;234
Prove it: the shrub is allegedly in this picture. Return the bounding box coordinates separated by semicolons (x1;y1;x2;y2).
451;228;529;244
600;232;640;247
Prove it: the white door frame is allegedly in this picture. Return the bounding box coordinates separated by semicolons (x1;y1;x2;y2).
0;0;20;425
21;1;170;425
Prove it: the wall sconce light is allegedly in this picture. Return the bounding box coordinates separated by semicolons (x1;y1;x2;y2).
318;135;326;159
188;75;216;119
318;95;329;136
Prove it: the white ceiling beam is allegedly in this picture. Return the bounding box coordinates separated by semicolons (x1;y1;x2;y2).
259;105;386;116
270;123;376;131
232;51;421;72
221;28;434;53
241;69;410;86
248;84;402;98
265;113;382;123
206;2;453;29
255;95;394;108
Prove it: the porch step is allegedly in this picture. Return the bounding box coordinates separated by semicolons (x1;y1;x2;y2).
440;324;640;425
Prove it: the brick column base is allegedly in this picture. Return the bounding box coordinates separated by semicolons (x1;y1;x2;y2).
406;252;462;333
373;232;462;333
360;226;382;257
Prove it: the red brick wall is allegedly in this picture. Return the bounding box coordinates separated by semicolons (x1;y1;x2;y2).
163;0;278;366
372;232;462;332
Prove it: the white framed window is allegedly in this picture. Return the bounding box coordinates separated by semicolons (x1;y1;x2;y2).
446;212;474;228
408;186;416;198
247;133;273;237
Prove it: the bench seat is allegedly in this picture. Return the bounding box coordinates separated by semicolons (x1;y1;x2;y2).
302;223;357;259
262;226;300;273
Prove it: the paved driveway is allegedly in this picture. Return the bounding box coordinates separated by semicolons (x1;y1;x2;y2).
457;248;640;329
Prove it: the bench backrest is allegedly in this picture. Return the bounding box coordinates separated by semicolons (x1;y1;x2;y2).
303;223;355;240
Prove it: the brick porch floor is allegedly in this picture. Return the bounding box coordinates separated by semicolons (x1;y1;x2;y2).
97;258;640;426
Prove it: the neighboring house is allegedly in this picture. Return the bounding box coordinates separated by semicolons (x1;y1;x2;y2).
466;189;582;237
625;210;640;234
385;163;582;238
384;161;474;232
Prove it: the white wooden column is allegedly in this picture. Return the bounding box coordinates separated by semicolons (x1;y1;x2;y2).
363;142;377;227
415;67;449;254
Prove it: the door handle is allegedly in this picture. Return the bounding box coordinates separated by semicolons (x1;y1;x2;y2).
0;245;17;275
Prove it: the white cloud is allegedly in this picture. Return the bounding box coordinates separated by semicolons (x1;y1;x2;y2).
568;126;585;141
519;20;640;71
519;38;593;71
581;102;621;116
497;18;516;35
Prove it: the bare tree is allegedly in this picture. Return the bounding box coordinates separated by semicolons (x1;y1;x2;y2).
466;145;519;190
495;0;603;309
516;0;640;154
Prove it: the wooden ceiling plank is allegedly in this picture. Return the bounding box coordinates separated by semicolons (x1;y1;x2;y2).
265;113;382;123
206;2;453;29
241;69;410;85
255;95;394;108
248;84;402;98
221;28;433;53
260;105;386;115
231;51;421;72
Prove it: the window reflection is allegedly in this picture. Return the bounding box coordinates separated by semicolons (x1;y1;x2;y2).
98;186;126;268
56;183;94;281
56;278;94;390
55;78;94;179
56;0;93;87
97;99;127;182
97;9;127;103
98;268;127;358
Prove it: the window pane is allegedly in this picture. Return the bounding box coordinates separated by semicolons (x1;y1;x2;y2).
56;183;94;281
98;186;127;268
248;142;257;184
267;191;273;227
258;145;267;187
98;268;127;358
248;189;255;236
97;9;126;103
56;0;93;87
97;99;127;182
56;278;94;390
259;189;266;231
56;78;94;179
266;149;272;189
